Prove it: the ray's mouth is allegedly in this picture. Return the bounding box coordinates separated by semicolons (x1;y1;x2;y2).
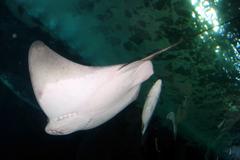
45;128;64;135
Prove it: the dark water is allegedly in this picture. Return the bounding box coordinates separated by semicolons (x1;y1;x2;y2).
0;0;240;160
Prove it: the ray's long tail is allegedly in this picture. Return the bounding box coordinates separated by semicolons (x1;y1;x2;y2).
142;38;183;61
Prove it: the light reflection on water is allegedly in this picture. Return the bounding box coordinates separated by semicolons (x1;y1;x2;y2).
191;0;240;82
191;0;220;32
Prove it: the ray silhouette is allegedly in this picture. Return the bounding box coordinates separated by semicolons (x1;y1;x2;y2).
28;40;179;135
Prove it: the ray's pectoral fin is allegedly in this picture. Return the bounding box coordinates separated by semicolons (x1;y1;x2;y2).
142;79;162;135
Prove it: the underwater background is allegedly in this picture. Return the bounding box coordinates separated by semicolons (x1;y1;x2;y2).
0;0;240;159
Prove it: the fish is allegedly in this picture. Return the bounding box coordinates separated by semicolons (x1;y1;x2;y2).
0;73;39;109
166;112;177;140
141;79;162;135
28;40;180;135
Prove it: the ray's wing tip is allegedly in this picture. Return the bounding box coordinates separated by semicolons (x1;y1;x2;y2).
29;40;45;55
30;40;44;48
28;40;47;65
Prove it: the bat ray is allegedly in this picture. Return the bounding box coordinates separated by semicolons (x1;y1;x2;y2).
28;40;181;135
